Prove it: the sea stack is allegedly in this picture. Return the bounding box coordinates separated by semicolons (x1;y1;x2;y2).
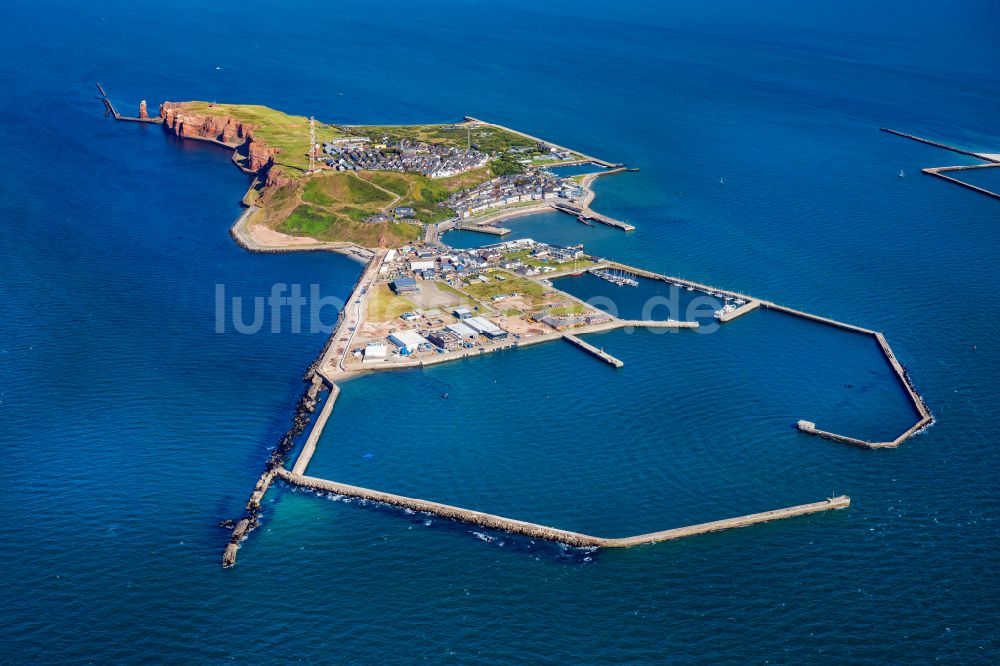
138;100;148;119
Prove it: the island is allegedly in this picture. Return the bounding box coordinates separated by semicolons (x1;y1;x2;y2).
98;87;932;568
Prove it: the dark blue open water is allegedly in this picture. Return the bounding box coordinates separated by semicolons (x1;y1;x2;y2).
2;0;998;662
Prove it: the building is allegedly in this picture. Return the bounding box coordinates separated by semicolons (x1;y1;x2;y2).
363;343;387;362
388;330;429;355
427;331;454;348
464;316;508;340
445;322;478;340
409;260;435;271
453;307;472;320
391;277;418;294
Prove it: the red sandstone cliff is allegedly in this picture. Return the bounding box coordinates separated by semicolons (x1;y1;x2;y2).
159;101;285;183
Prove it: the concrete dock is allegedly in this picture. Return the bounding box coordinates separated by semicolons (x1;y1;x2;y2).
276;468;849;548
563;333;624;367
551;202;635;231
454;222;511;235
719;299;761;323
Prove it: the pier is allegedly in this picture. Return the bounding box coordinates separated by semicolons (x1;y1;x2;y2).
454;222;511;235
551;202;635;231
276;468;849;548
563;333;624;367
718;299;761;323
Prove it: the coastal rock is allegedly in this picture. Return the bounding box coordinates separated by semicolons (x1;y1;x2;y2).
138;100;148;119
247;133;278;172
159;101;256;151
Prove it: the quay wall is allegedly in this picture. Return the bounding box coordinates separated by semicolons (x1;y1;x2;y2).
277;468;849;548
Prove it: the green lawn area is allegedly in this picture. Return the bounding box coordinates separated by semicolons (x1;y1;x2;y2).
353;123;539;154
548;303;589;316
275;203;420;245
463;271;547;305
367;284;416;322
501;248;595;271
356;168;492;224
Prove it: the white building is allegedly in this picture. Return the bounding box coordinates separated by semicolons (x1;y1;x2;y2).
463;317;508;340
388;330;429;354
409;260;435;271
363;343;387;362
445;322;478;339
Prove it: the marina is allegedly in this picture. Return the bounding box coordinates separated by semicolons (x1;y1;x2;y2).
589;266;639;287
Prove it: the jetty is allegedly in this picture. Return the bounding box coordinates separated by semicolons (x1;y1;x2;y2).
563;333;624;367
551;202;635;231
454;222;511;235
718;299;761;323
276;468;849;548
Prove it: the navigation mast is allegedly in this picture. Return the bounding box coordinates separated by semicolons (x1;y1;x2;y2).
309;116;316;172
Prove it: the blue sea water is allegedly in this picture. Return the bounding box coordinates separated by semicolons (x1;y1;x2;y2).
2;0;999;662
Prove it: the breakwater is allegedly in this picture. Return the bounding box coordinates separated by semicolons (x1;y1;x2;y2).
276;468;849;548
881;128;1000;201
922;165;1000;201
880;128;1000;163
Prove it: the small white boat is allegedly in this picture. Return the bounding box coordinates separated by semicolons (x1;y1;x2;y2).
714;302;738;320
899;169;905;178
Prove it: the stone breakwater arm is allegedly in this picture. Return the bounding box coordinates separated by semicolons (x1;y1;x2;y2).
276;468;849;548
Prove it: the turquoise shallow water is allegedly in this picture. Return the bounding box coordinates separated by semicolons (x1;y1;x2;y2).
2;0;999;662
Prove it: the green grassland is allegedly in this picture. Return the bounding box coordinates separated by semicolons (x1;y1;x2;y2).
501;248;595;271
173;102;588;247
547;303;589;316
173;102;349;173
463;271;548;306
263;171;421;245
355;168;491;224
367;283;417;322
351;123;540;155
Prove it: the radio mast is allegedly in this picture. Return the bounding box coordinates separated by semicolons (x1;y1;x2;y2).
309;116;316;172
